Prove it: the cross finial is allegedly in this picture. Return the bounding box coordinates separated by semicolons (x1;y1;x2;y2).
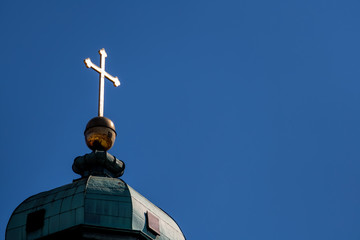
84;48;120;117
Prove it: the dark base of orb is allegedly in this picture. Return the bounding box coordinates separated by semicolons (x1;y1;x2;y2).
92;141;108;151
72;151;125;178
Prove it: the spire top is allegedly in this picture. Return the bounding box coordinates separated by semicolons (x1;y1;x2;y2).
84;48;120;117
83;49;120;152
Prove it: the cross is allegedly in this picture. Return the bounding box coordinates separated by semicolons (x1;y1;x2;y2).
84;48;120;117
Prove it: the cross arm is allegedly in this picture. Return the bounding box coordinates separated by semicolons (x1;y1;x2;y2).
84;58;101;72
84;58;120;87
105;73;120;87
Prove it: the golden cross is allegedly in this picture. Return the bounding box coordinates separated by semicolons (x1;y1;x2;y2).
84;48;120;117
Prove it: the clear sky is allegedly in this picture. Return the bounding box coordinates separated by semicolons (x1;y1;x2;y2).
1;1;360;239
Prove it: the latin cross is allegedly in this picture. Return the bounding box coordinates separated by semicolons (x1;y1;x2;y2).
84;48;120;117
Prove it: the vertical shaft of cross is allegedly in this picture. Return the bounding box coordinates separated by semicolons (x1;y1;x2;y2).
84;48;120;117
98;50;107;117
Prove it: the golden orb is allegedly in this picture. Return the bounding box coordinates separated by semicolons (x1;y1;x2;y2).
84;116;117;151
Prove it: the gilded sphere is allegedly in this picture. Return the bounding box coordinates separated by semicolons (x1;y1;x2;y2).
84;117;117;151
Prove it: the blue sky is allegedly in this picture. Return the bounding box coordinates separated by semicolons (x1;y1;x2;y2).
1;1;360;239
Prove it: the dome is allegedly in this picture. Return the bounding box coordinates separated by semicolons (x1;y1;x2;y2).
6;176;185;240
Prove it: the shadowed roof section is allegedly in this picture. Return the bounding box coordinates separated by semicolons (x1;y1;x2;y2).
6;176;185;240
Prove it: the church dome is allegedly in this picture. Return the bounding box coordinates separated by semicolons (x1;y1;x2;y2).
7;49;185;240
6;176;185;240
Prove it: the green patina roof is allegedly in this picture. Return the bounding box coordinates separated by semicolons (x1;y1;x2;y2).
6;176;185;240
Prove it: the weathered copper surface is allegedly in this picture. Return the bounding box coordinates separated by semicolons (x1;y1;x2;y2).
6;176;186;240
